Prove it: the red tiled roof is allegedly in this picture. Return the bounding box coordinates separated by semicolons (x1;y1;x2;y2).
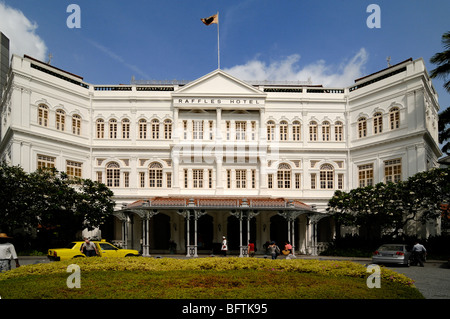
124;197;312;210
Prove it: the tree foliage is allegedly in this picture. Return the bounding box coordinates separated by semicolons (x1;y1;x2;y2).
430;31;450;155
430;31;450;93
0;163;115;235
438;107;450;155
327;167;450;239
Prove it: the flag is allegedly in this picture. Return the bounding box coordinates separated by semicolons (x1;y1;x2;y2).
201;13;218;26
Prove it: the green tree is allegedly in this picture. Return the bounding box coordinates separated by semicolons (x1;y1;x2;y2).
0;163;36;232
430;31;450;93
327;168;450;239
74;178;115;231
29;168;79;232
438;107;450;155
0;163;115;240
430;31;450;155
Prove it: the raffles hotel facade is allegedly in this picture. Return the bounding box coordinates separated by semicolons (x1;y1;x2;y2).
0;54;442;256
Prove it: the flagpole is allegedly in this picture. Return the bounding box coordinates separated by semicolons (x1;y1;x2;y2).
217;11;220;69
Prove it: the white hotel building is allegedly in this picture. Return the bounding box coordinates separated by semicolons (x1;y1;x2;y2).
0;54;442;256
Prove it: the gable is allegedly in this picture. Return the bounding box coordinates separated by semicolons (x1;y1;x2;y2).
174;69;265;96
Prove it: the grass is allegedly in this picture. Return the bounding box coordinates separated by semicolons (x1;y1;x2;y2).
0;257;423;299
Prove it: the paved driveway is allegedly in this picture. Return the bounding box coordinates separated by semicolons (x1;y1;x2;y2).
299;255;450;299
386;262;450;299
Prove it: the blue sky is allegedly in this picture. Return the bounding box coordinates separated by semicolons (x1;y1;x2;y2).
0;0;449;108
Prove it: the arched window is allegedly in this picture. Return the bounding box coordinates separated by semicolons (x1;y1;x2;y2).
335;121;343;141
38;104;49;127
267;121;275;141
164;119;172;139
56;109;65;131
72;114;81;135
322;121;330;141
277;163;291;189
149;162;163;188
151;119;160;139
389;107;400;130
122;118;130;139
309;121;318;141
320;164;334;189
139;119;147;139
96;119;105;139
373;112;383;134
106;162;120;187
109;119;118;139
358;117;367;138
279;121;288;141
292;121;301;141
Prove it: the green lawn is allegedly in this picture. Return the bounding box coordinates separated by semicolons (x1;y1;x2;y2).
0;257;423;299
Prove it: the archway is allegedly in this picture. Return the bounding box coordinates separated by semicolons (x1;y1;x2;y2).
227;215;256;252
197;214;214;251
149;213;171;250
270;214;299;250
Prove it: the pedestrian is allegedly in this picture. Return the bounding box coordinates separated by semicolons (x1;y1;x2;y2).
221;236;228;257
284;241;293;255
248;240;255;257
412;241;427;267
0;233;20;272
80;237;98;257
268;241;280;259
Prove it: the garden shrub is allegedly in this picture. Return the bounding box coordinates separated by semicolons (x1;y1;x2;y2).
0;257;416;287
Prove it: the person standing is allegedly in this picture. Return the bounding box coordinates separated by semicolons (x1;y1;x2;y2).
0;233;20;272
80;237;98;257
248;240;255;257
221;236;228;257
284;241;293;255
268;241;280;260
412;241;427;267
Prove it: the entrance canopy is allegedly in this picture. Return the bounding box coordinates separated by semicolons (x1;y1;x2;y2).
114;197;324;257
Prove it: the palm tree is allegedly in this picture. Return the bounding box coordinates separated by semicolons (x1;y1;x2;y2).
439;107;450;155
430;31;450;155
430;31;450;93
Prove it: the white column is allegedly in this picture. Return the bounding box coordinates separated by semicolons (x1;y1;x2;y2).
173;107;179;140
142;216;150;257
239;212;243;257
186;211;191;257
291;219;296;256
216;156;223;190
194;212;198;257
172;156;180;189
216;108;222;140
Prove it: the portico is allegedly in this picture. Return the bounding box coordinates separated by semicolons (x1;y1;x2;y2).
114;197;329;257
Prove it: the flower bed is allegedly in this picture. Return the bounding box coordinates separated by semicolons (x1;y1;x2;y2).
0;257;415;287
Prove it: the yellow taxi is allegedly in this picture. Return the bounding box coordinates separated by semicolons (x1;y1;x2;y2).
47;240;141;261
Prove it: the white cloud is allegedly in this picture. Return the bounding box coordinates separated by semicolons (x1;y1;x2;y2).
0;2;47;61
224;48;369;87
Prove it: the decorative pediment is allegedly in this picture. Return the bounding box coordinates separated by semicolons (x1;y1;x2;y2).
172;70;266;110
174;69;265;96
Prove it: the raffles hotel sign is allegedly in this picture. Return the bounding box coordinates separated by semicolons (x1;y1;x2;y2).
173;97;265;109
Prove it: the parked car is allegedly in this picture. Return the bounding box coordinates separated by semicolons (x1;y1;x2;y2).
48;240;141;261
372;244;411;267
